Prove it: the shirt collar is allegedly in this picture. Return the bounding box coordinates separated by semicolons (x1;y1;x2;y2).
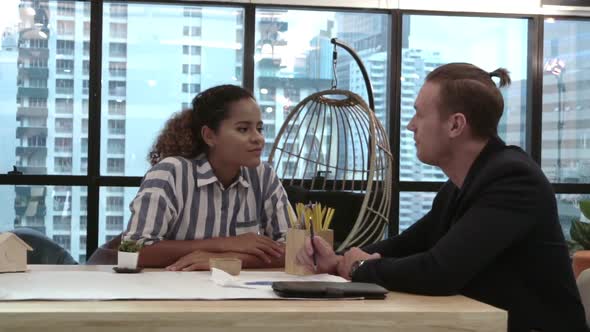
194;154;250;189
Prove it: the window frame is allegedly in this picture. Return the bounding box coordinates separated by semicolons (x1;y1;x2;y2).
2;1;589;259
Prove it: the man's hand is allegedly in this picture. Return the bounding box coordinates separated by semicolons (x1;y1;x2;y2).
166;250;234;271
221;233;283;263
337;247;381;280
296;236;341;274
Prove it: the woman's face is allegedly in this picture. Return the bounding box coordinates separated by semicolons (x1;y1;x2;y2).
206;97;265;168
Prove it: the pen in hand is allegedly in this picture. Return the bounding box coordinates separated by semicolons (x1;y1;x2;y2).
309;216;317;272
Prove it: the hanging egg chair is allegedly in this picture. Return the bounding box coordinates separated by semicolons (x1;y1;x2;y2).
268;39;393;251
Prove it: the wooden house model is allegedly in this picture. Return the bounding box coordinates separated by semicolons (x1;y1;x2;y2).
0;232;33;273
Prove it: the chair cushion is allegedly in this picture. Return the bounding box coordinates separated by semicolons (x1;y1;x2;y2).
11;227;77;265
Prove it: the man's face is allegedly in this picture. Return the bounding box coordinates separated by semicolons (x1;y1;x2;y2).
406;82;453;166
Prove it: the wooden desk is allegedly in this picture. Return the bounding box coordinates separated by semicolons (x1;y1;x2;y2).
0;265;506;332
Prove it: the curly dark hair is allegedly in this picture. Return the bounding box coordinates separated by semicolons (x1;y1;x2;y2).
148;85;254;166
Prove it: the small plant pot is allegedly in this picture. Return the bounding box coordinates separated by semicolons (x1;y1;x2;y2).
117;251;139;269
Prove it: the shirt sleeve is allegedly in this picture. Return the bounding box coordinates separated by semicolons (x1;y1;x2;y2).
260;163;292;241
122;160;180;246
353;168;543;295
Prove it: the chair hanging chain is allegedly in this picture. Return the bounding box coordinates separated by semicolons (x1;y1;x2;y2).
331;43;338;89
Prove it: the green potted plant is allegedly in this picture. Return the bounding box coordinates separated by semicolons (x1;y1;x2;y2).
117;240;142;269
570;200;590;278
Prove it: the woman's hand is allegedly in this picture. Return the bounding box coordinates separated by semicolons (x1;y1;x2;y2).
222;233;283;263
166;251;232;271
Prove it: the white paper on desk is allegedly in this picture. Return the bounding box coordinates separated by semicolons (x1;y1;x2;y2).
0;270;346;301
209;268;341;289
210;268;254;288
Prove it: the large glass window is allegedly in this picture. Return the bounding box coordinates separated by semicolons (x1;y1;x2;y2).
556;194;590;246
100;3;245;176
0;0;585;257
98;187;138;246
542;19;590;184
0;185;87;263
399;192;437;233
253;9;390;164
399;15;529;182
1;0;88;176
56;98;74;114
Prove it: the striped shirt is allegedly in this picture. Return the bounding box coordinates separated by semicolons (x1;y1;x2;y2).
123;154;292;246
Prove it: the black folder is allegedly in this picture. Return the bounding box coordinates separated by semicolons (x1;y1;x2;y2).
272;281;388;299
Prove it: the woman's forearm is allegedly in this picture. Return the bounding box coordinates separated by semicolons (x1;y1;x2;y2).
139;238;229;267
233;252;285;269
164;250;285;271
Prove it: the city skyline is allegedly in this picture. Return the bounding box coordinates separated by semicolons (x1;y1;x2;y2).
0;1;588;258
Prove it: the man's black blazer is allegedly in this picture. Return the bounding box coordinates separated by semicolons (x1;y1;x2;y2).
354;136;588;331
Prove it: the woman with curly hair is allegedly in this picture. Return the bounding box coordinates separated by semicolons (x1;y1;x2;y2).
122;84;292;270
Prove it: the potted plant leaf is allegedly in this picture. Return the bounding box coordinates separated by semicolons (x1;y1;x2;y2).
570;200;590;278
117;240;142;270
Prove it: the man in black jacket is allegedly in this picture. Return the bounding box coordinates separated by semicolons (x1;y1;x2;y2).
297;62;588;331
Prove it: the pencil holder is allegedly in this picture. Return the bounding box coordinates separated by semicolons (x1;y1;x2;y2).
285;228;333;276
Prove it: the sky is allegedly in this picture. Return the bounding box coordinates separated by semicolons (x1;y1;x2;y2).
0;0;19;34
407;15;528;80
0;2;528;80
0;1;583;239
256;10;528;80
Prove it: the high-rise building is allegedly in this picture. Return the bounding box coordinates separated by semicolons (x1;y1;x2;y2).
10;0;244;261
99;2;129;255
14;0;51;241
335;13;389;126
398;48;444;231
100;4;244;249
541;21;590;184
0;27;19;233
346;51;388;125
255;12;331;168
398;49;444;179
306;20;333;80
499;79;527;149
501;21;590;237
10;2;244;261
13;0;102;261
